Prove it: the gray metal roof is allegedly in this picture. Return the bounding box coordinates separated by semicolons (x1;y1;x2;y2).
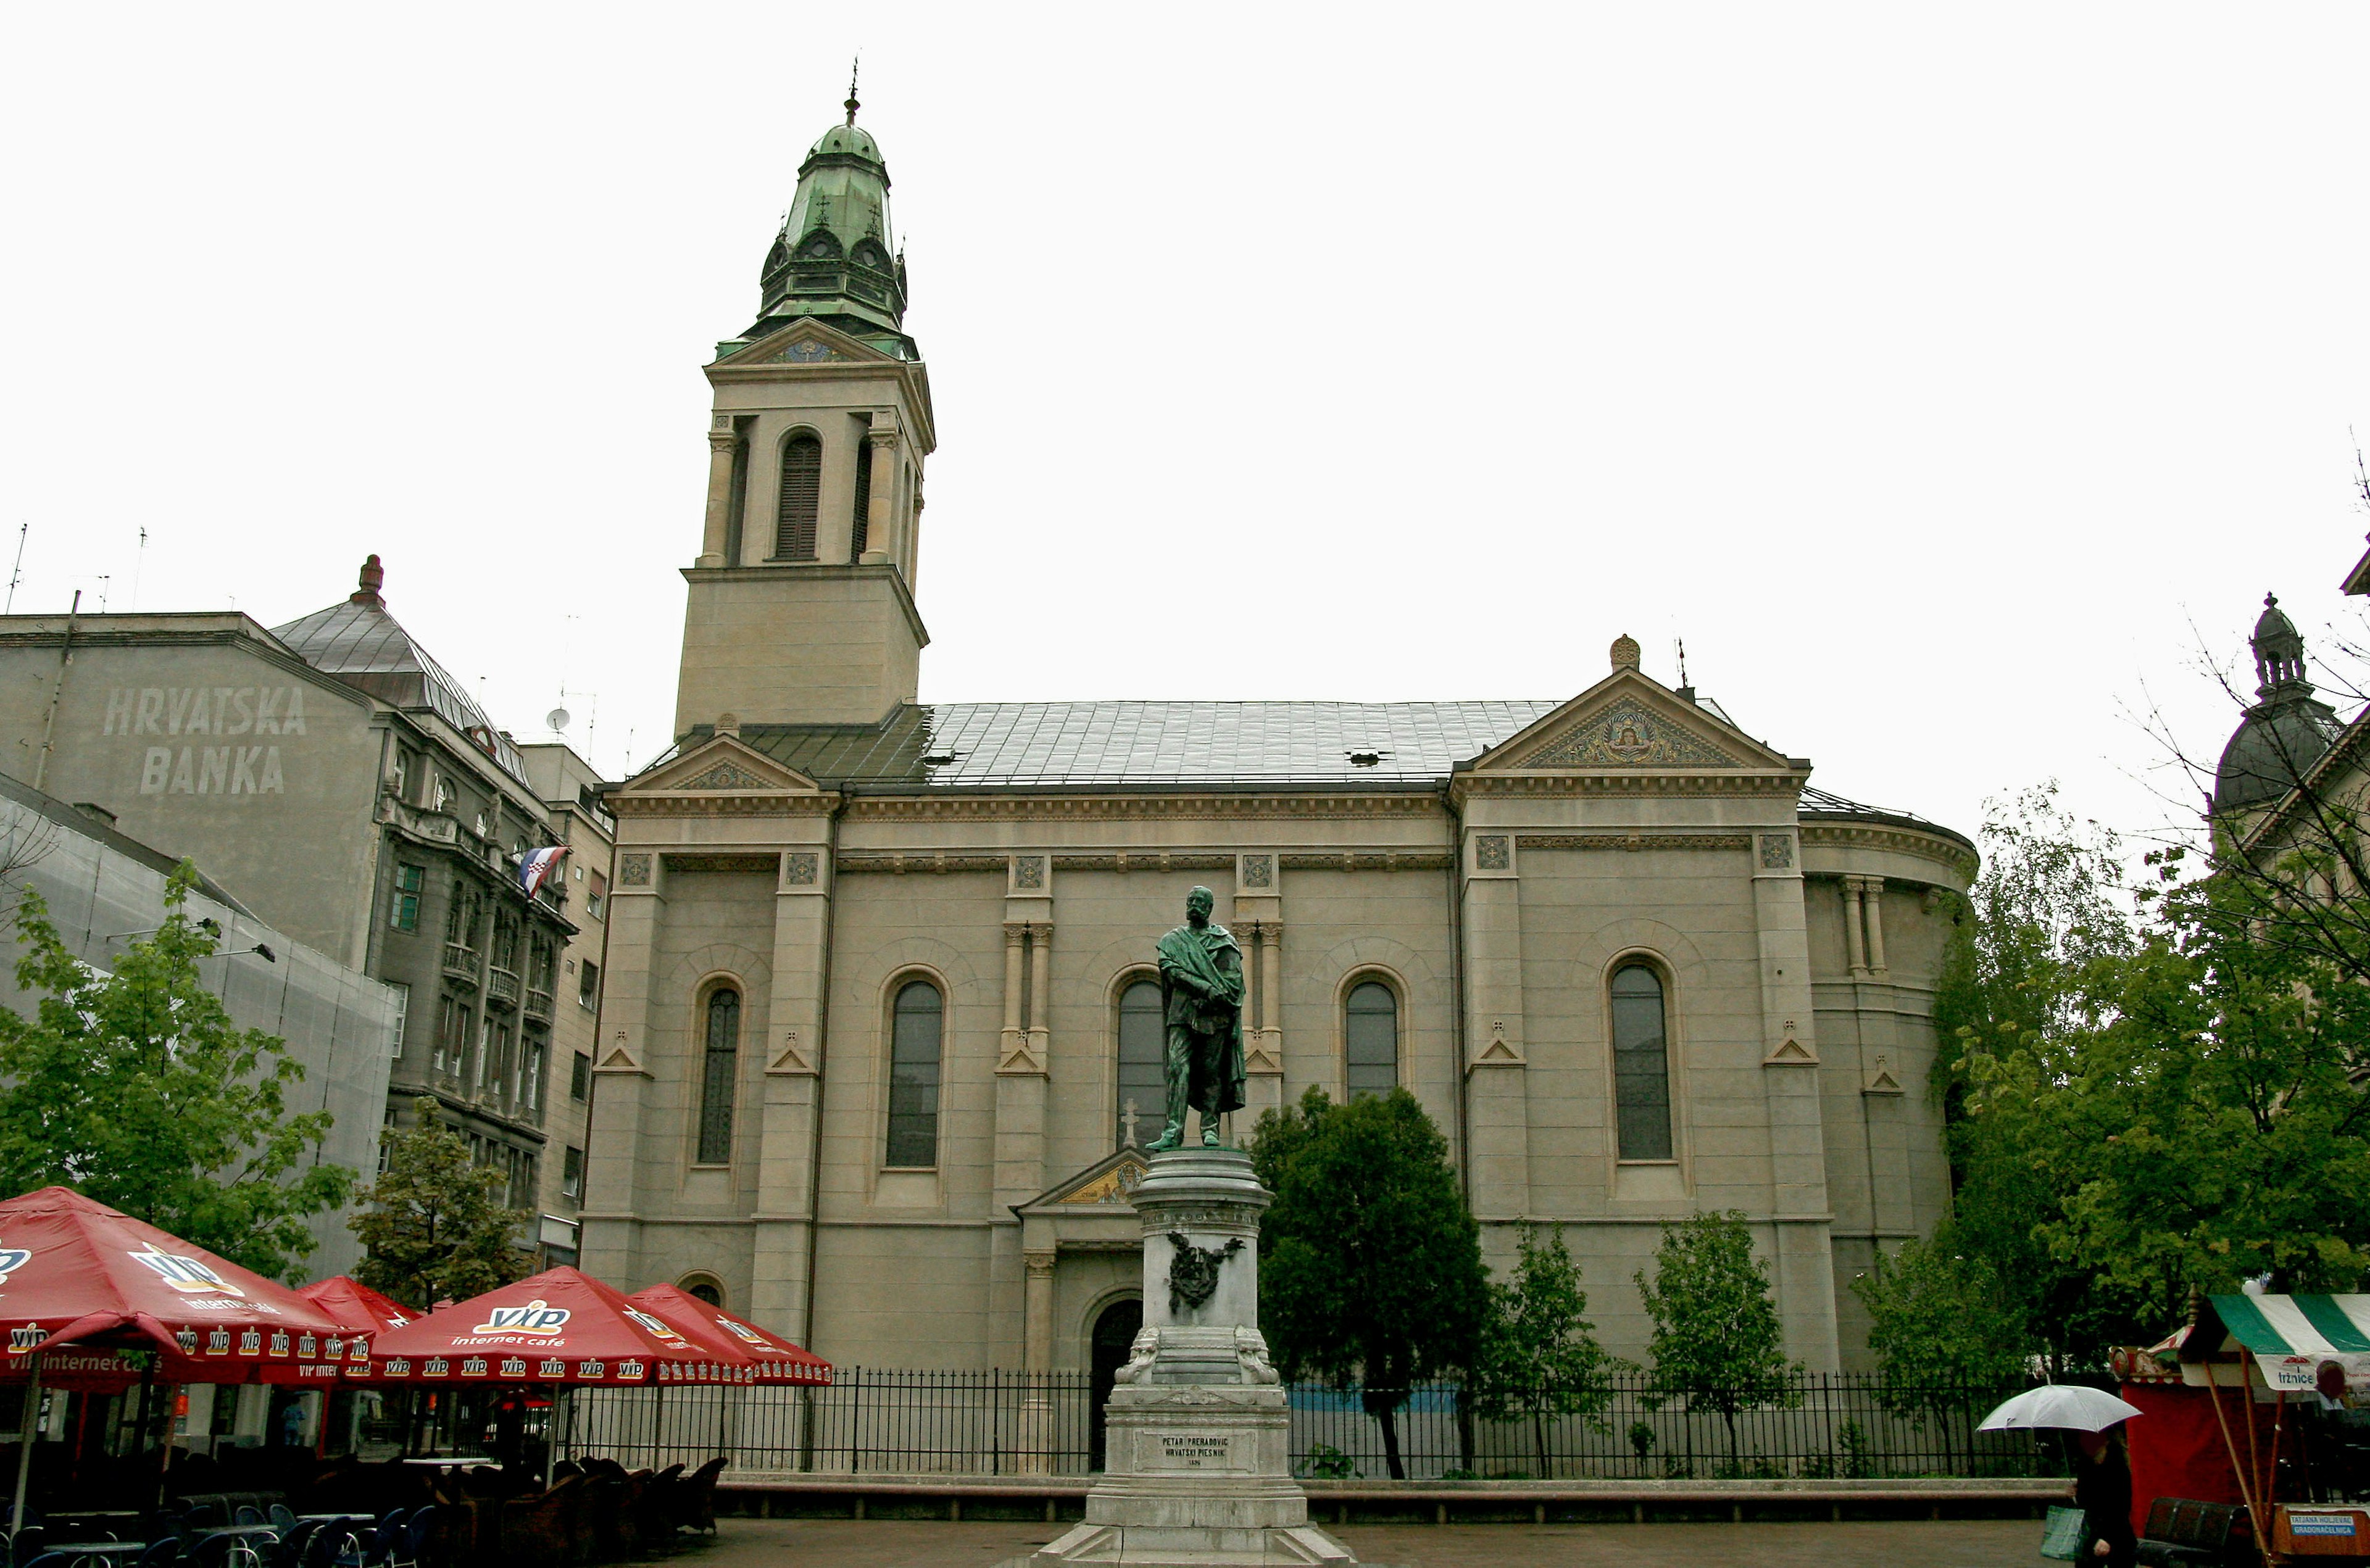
705;701;1565;789
270;600;529;786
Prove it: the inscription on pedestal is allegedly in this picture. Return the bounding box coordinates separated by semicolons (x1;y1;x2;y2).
1147;1430;1243;1472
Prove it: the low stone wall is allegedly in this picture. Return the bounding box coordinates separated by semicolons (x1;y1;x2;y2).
715;1472;2066;1527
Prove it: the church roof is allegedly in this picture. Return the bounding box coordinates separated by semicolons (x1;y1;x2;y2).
710;700;1565;789
272;556;530;787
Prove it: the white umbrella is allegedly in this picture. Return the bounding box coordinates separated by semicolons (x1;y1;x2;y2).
1978;1385;2144;1432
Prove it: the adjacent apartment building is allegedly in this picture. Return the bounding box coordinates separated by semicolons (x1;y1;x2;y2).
0;558;608;1250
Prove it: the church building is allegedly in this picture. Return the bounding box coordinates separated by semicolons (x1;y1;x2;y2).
577;99;1976;1378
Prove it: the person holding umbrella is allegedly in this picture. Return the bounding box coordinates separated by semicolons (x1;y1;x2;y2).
2071;1424;2137;1566
1979;1383;2145;1566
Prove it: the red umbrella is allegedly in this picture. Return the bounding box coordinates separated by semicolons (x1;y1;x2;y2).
259;1276;418;1385
0;1187;351;1530
0;1187;347;1372
365;1266;756;1386
627;1285;831;1385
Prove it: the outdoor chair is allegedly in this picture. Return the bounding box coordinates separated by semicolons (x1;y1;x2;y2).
133;1539;179;1568
23;1551;77;1568
667;1462;723;1538
383;1512;428;1568
230;1514;261;1531
2135;1498;2251;1567
267;1521;322;1568
12;1525;49;1566
262;1513;293;1537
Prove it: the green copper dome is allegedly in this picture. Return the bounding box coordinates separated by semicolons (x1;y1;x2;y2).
808;123;881;160
734;109;913;357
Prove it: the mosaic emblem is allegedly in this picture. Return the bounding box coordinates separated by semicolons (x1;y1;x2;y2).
1474;836;1510;871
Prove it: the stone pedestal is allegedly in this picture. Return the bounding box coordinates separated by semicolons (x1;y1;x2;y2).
1016;1148;1357;1566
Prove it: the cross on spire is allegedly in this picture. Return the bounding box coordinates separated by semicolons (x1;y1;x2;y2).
1121;1099;1141;1148
846;57;860;125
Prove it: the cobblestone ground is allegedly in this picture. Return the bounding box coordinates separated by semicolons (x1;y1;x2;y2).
690;1514;2053;1566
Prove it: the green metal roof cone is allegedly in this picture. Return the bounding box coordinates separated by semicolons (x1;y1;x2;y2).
739;89;915;358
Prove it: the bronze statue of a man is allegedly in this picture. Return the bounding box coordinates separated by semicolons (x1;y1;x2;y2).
1148;886;1247;1151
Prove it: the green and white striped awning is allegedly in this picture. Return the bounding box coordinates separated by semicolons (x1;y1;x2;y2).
2187;1294;2370;1393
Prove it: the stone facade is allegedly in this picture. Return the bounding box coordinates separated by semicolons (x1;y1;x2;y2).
578;106;1976;1376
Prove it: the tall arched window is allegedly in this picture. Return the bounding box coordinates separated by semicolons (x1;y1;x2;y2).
697;989;740;1164
886;980;943;1168
775;434;821;560
1345;981;1399;1098
1610;964;1673;1161
1116;979;1165;1147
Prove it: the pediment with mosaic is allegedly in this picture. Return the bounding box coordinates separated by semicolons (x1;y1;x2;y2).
1513;700;1745;769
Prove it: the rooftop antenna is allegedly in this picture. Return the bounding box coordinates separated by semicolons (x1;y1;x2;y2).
130;528;147;612
846;56;860;124
6;523;25;615
1676;637;1689;687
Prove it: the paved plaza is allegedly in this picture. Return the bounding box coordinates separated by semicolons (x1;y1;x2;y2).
691;1514;2055;1566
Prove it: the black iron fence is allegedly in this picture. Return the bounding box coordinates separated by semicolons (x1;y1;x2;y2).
565;1371;1096;1475
559;1371;2066;1481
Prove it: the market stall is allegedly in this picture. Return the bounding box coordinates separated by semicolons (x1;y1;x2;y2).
2177;1292;2370;1559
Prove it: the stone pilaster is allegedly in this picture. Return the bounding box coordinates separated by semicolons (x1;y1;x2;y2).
698;418;736;568
858;423;899;565
578;849;663;1284
1461;831;1528;1216
751;845;830;1338
1752;830;1840;1372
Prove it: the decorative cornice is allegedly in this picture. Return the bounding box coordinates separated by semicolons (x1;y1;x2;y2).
613;795;837;820
1278;852;1454;872
1449;772;1803;804
1516;833;1751;852
1798;821;1977;881
663;853;782;874
842;794;1444;823
836;852;1008;875
1051;853;1234;873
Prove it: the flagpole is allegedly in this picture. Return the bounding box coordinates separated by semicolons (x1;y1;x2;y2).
11;1353;41;1537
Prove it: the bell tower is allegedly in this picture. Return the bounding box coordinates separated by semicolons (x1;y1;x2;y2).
674;85;936;731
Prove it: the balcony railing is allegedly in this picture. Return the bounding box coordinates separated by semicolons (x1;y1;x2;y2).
525;987;554;1023
443;944;479;985
487;968;521;1009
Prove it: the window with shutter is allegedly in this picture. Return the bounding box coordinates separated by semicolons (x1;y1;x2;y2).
775;434;822;560
1611;964;1674;1161
1116;980;1164;1148
849;434;873;560
886;980;943;1167
1345;981;1399;1097
697;989;741;1163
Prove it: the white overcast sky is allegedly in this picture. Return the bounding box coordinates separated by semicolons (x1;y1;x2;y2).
4;4;2367;854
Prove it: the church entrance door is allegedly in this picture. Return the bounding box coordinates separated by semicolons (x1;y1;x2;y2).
1086;1298;1142;1472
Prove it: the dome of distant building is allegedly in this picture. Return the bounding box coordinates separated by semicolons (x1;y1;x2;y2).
2213;592;2343;814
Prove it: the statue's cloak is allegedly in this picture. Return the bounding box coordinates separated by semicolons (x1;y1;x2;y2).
1157;921;1247;1116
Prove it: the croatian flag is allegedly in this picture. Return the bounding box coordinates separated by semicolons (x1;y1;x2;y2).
519;845;568;898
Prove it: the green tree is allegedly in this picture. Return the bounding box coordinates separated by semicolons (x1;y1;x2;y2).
1965;857;2370;1329
1470;1221;1622;1477
1635;1211;1801;1472
0;870;353;1279
1249;1085;1487;1480
1849;1235;2031;1469
349;1097;531;1309
1933;784;2138;1370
